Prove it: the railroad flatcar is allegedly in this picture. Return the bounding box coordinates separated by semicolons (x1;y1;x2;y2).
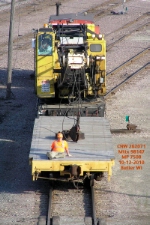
29;116;115;187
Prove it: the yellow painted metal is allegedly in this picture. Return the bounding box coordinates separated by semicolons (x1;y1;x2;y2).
31;159;115;181
34;28;107;98
87;24;95;38
35;32;55;98
87;38;106;56
87;38;106;94
53;41;61;81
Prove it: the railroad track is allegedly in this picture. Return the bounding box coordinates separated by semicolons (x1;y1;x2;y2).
106;47;150;77
1;1;148;56
105;62;150;98
0;0;133;56
37;179;107;225
105;46;150;98
105;12;150;38
0;0;70;56
87;0;132;19
106;22;150;51
1;19;148;56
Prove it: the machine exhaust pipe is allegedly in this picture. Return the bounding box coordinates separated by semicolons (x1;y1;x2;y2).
56;2;61;16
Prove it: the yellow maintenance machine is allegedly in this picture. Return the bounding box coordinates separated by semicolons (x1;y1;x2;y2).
33;7;106;116
30;5;114;187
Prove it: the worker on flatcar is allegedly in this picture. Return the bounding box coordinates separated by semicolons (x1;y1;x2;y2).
47;132;72;159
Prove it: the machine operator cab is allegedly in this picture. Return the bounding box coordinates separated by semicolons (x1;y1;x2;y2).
38;34;52;56
32;29;56;99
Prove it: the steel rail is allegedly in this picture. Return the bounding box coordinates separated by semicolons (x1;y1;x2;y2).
88;0;132;18
37;181;100;225
105;63;150;98
0;33;33;57
0;0;136;56
88;0;120;11
0;4;149;55
47;188;53;225
91;185;97;225
0;0;132;53
107;22;150;51
0;1;55;21
105;12;150;38
106;47;150;77
37;188;52;225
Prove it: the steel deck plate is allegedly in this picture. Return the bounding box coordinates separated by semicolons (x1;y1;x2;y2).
29;117;115;161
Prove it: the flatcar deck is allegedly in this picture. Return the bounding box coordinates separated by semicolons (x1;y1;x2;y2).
29;116;115;161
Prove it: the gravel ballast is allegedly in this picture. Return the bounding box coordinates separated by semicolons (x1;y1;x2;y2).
0;0;150;224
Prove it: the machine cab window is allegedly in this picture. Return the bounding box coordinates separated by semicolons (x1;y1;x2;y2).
38;34;52;56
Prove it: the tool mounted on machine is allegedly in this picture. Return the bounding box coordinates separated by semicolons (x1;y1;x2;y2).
62;113;85;142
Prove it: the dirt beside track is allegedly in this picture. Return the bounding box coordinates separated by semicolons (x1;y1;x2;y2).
0;0;150;224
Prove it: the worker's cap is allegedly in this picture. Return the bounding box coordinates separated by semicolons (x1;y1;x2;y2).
57;132;63;138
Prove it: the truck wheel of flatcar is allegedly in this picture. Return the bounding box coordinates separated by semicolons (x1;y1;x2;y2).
49;180;54;187
84;216;92;225
37;216;46;225
95;172;104;181
47;109;51;116
83;177;90;188
52;216;60;225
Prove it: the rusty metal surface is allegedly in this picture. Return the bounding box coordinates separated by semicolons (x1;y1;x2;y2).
126;123;137;131
111;129;141;134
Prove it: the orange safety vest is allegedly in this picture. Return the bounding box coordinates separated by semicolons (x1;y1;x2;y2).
51;140;66;152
